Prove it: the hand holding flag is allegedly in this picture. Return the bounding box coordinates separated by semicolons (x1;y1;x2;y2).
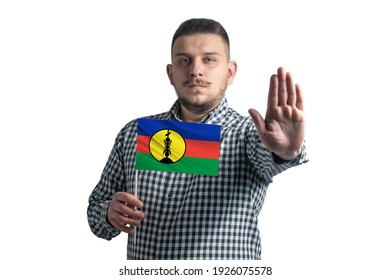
106;192;144;235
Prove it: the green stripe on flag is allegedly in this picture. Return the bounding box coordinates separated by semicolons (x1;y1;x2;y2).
136;153;219;176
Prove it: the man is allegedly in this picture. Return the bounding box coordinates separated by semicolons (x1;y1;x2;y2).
87;18;308;259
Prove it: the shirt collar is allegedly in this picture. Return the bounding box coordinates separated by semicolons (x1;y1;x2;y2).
169;98;230;124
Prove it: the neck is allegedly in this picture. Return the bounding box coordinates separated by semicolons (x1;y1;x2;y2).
179;105;208;122
177;97;224;122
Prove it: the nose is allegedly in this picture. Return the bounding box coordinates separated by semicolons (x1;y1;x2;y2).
189;59;204;78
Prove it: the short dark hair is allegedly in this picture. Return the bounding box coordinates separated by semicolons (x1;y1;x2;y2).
171;18;230;56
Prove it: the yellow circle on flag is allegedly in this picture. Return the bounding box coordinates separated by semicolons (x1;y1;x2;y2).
149;129;186;164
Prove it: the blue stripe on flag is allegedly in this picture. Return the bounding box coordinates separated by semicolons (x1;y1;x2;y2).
137;118;221;142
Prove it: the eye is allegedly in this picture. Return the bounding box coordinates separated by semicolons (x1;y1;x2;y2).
204;57;216;63
178;58;190;64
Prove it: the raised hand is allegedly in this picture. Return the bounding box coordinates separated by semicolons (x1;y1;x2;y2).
248;67;305;160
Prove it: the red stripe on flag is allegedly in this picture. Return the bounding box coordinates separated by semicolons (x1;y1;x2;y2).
185;139;220;159
137;136;220;159
136;135;150;153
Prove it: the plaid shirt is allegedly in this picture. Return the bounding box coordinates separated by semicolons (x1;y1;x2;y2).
87;98;308;259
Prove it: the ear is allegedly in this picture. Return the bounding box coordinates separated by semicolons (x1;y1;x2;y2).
227;61;237;85
166;64;173;85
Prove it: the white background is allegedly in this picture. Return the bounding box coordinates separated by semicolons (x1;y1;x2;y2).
1;0;389;279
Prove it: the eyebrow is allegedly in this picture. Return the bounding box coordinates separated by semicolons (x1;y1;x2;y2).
174;51;221;58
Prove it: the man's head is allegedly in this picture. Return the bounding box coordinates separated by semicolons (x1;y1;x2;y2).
171;18;230;60
167;18;237;122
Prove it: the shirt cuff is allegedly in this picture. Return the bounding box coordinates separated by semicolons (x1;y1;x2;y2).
101;201;121;235
271;152;294;164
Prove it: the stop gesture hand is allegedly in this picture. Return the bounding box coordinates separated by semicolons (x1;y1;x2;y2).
249;67;305;160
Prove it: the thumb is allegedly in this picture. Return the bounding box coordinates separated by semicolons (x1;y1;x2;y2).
248;108;266;136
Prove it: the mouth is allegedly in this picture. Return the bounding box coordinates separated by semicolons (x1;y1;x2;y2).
185;79;211;88
188;84;206;89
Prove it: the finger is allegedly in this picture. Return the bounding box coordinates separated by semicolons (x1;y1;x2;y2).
295;83;304;110
114;212;142;227
120;203;145;220
108;194;145;228
111;217;136;234
248;108;266;136
268;74;278;109
286;71;297;106
107;206;142;234
115;192;143;208
277;67;287;106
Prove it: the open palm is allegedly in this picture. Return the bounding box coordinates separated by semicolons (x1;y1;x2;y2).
249;67;305;160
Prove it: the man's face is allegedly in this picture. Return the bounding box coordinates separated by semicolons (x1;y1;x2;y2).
167;33;237;119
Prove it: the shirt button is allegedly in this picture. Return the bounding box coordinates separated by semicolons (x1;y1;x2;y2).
161;226;166;231
167;192;173;198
